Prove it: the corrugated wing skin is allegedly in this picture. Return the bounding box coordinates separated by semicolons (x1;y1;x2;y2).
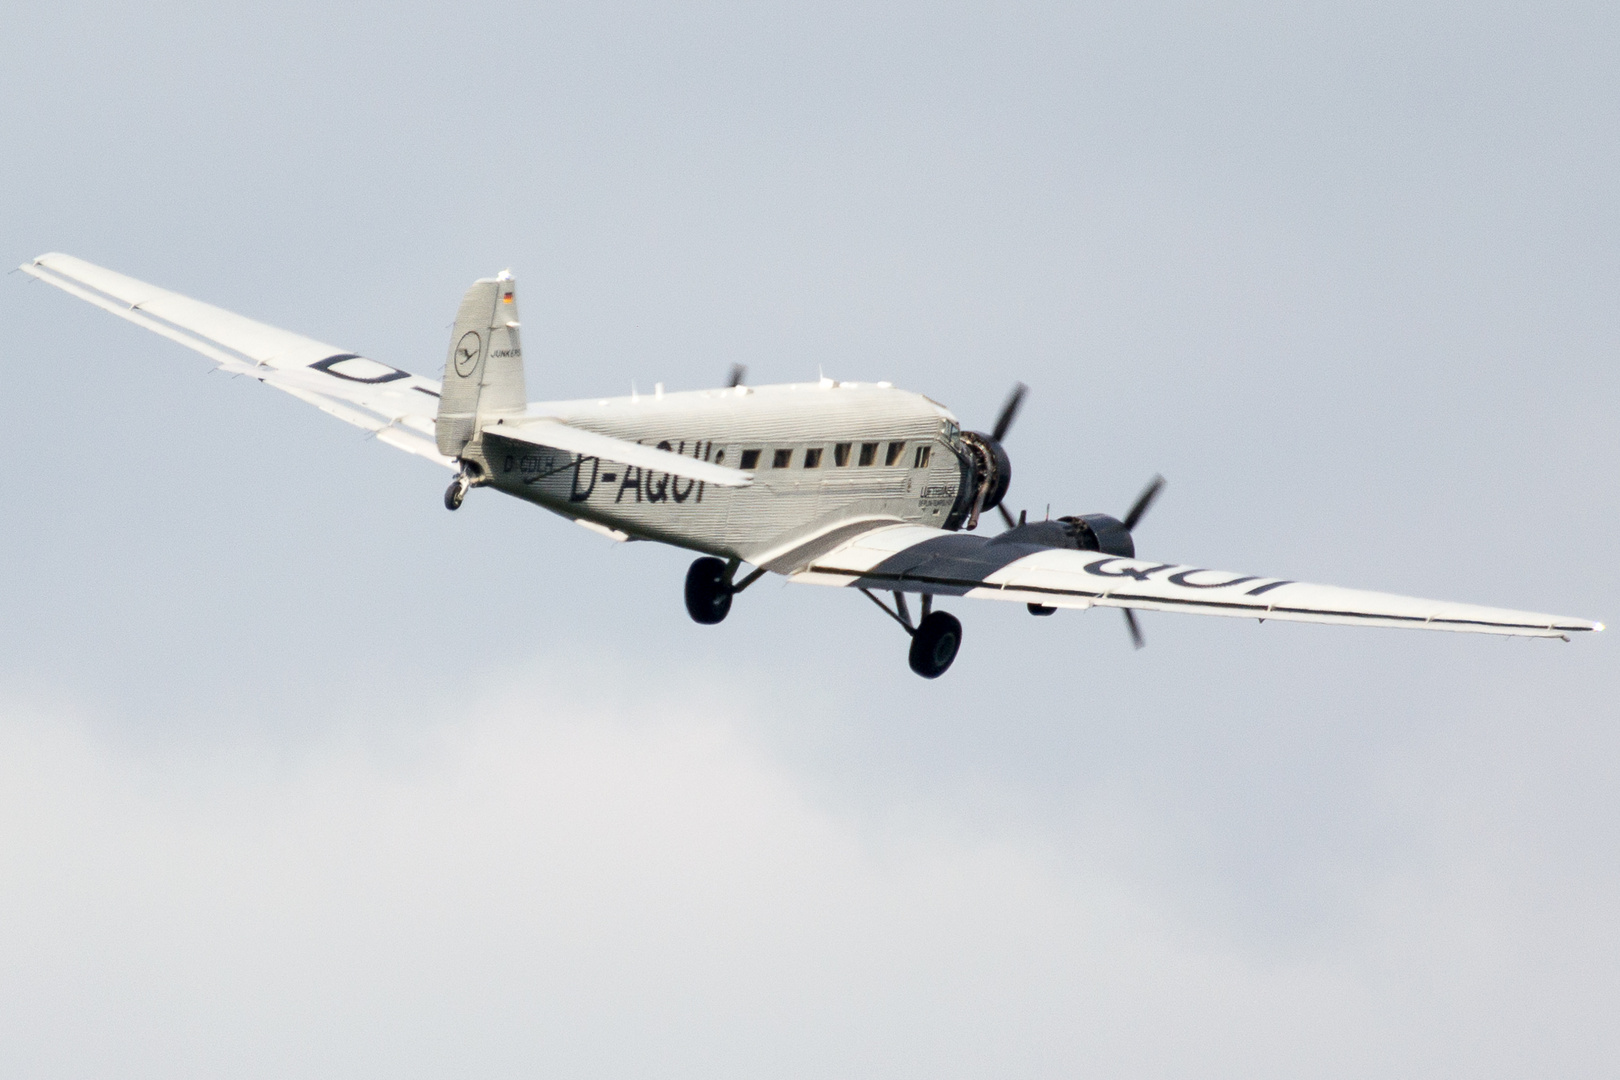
21;253;451;466
791;524;1602;638
18;253;1603;643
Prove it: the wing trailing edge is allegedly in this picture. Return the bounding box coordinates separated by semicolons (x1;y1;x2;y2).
789;524;1601;639
20;253;452;467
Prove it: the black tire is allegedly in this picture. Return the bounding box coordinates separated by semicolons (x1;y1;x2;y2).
1027;602;1055;616
444;480;466;511
684;557;733;625
908;611;963;679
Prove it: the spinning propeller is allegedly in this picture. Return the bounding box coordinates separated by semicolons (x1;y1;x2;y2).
984;380;1165;649
1117;474;1166;649
988;382;1027;529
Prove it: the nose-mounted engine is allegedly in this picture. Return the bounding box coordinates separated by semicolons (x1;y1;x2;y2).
945;383;1027;531
955;430;1012;530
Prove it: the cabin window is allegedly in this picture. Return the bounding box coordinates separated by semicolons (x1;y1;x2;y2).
739;449;760;470
913;445;931;468
834;443;851;466
803;447;823;468
858;442;878;466
772;448;793;469
885;441;905;466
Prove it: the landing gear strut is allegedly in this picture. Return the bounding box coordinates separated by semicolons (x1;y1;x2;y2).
860;589;963;678
684;557;767;625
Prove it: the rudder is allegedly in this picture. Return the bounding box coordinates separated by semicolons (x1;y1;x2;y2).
436;271;526;458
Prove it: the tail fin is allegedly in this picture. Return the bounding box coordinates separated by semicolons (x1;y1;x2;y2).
435;272;527;458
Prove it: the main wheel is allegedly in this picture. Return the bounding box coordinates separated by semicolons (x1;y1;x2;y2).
684;557;733;625
908;611;963;679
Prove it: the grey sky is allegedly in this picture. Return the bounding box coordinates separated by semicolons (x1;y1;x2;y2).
2;2;1616;1076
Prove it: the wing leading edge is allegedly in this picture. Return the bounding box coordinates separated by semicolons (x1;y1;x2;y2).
20;253;451;465
22;253;760;487
790;524;1601;638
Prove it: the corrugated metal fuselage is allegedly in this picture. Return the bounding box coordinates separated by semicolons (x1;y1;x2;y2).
463;382;973;566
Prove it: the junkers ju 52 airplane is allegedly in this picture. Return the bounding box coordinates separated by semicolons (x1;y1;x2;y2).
20;253;1601;677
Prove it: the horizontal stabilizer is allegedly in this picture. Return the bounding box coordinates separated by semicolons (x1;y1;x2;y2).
483;418;752;487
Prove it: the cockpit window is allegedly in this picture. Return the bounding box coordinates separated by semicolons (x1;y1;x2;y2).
913;445;931;468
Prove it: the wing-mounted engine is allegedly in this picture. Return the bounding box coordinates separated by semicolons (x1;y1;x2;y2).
990;514;1136;557
991;476;1165;557
989;475;1166;643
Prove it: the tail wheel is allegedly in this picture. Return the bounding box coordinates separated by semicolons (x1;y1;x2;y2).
684;557;734;625
908;611;963;679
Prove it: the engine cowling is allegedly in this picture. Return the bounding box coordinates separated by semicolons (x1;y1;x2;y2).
991;513;1136;558
1064;513;1135;557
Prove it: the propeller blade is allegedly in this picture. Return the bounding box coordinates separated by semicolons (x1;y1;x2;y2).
1123;608;1146;650
1122;474;1165;533
991;382;1028;443
997;504;1016;529
727;364;747;388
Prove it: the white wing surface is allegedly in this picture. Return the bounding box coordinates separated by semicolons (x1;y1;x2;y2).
790;524;1601;638
20;253;451;465
483;418;753;487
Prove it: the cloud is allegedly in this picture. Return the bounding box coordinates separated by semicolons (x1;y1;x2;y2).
1;666;1614;1080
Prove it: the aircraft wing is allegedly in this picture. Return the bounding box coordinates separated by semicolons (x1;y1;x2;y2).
484;418;753;487
789;524;1601;638
19;253;451;466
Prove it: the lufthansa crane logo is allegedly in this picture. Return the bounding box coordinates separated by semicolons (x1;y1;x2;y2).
453;331;481;378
